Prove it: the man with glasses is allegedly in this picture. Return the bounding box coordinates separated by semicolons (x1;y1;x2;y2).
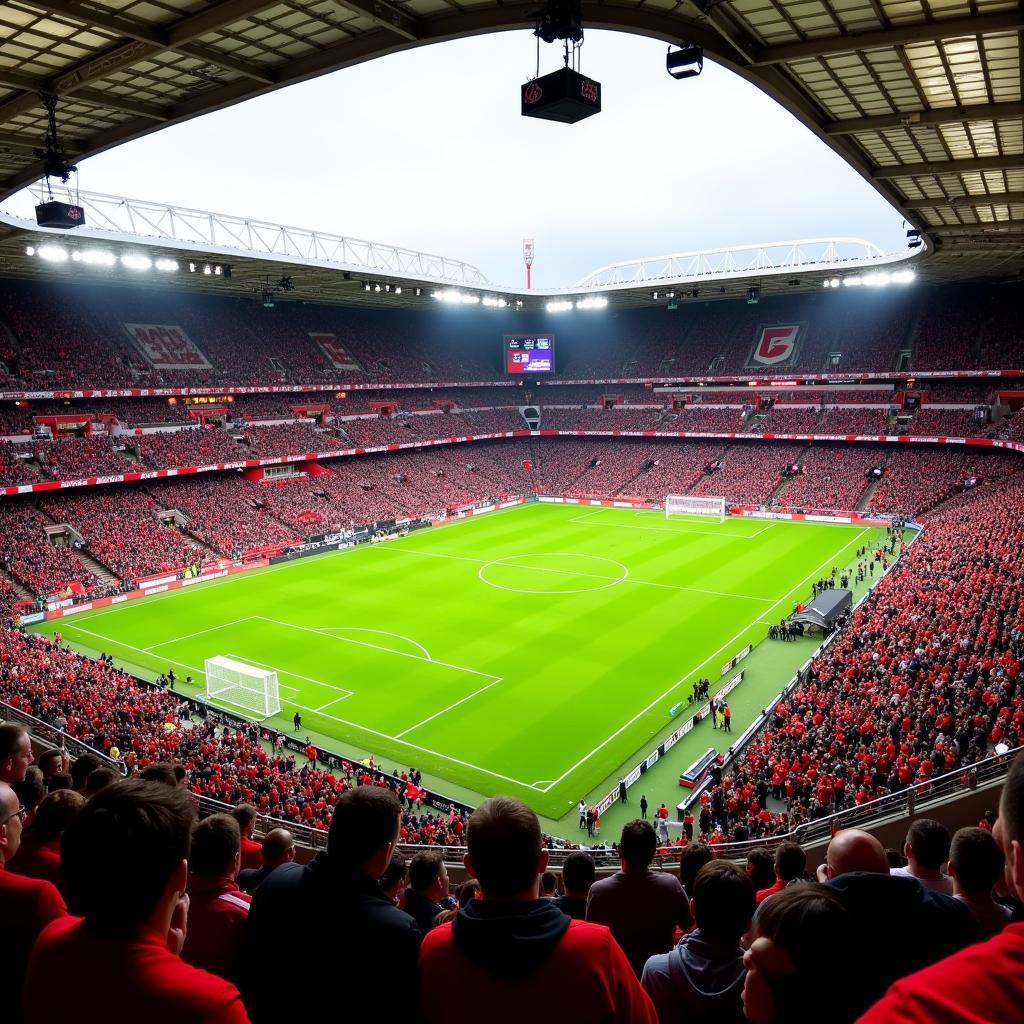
0;780;66;1022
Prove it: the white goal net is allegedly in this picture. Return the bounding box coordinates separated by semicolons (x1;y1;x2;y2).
205;656;281;719
666;495;727;523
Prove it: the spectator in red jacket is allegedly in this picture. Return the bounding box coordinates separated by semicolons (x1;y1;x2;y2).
6;788;83;895
858;750;1024;1023
231;804;262;871
182;813;251;986
23;780;249;1024
755;842;807;905
0;780;66;1024
0;724;33;785
419;795;656;1024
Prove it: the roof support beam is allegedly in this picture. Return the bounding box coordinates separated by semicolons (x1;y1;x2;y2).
912;192;1024;209
332;0;423;41
873;154;1024;179
752;10;1024;66
932;220;1024;237
826;101;1024;136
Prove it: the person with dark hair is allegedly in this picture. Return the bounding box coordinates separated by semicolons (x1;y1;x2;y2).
756;842;807;904
138;761;180;788
742;885;856;1024
890;818;953;895
0;723;33;785
44;772;72;792
405;850;450;933
23;779;248;1023
84;765;120;796
182;814;250;985
381;849;408;907
587;820;692;977
237;828;295;894
230;804;261;871
243;786;420;1024
35;748;67;781
419;796;656;1024
680;843;714;898
859;751;1024;1023
69;751;103;793
642;860;755;1024
12;767;45;827
553;852;595;919
7;788;83;894
946;826;1011;937
818;828;980;1017
0;779;66;1024
539;870;558;898
745;848;777;893
456;878;480;907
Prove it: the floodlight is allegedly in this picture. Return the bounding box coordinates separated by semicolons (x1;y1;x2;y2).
666;43;703;80
155;258;178;272
121;254;152;271
38;244;68;262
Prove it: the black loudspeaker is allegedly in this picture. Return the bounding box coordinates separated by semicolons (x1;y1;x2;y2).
522;67;601;123
35;201;85;229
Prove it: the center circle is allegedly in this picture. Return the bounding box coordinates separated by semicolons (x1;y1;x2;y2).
477;552;629;595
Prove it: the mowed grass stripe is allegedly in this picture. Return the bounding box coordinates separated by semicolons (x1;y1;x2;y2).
34;503;885;817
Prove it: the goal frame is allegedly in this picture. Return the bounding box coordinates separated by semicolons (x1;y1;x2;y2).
665;494;727;523
204;656;281;720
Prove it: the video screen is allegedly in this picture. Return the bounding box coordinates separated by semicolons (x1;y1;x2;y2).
504;334;555;374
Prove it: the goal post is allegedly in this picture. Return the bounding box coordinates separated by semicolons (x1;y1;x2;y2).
204;656;281;719
666;495;727;523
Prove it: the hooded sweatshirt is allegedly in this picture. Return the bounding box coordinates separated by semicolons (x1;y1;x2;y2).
420;898;657;1024
640;929;746;1024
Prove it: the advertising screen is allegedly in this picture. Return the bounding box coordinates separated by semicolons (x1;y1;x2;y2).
504;335;555;374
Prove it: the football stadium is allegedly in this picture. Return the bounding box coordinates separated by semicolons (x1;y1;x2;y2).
0;1;1022;1021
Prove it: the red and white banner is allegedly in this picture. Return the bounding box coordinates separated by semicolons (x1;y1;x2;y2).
749;325;802;367
124;324;211;370
310;333;361;371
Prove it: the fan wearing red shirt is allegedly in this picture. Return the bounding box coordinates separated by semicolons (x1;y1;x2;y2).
755;843;807;905
23;780;249;1024
0;780;67;1024
419;796;656;1024
231;804;262;872
858;749;1024;1024
7;789;84;896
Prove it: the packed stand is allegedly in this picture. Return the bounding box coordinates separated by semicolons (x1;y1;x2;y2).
818;407;890;435
134;428;245;469
902;408;986;437
757;406;822;433
692;442;805;505
0;502;94;601
242;423;341;458
34;437;133;480
777;445;873;511
0;441;37;485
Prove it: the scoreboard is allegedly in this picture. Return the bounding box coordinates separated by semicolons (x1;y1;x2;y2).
504;335;555;375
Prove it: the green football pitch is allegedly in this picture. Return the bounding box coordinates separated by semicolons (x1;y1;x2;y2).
33;503;888;820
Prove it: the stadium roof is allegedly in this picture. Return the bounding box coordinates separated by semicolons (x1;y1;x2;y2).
0;0;1020;284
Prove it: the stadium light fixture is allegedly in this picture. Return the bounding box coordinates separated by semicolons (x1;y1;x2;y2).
892;269;915;285
395;286;402;295
121;254;152;271
82;250;117;267
666;43;703;80
38;244;68;262
413;287;422;297
545;300;574;313
155;258;178;272
363;282;371;291
843;275;862;287
575;296;608;310
25;245;36;256
373;283;382;292
202;264;212;275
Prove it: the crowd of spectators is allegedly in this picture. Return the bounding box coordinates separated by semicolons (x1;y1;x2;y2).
756;406;822;433
134;428;245;469
692;443;805;505
702;468;1024;843
0;442;37;485
901;408;987;437
242;423;341;458
776;445;874;511
817;407;890;435
0;503;94;599
37;490;201;585
33;436;133;480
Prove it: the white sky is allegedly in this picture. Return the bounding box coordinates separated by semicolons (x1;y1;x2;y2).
67;29;906;289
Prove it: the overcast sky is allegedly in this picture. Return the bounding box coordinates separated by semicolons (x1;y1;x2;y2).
28;30;906;288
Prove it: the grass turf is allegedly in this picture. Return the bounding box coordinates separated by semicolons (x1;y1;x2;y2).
33;503;888;820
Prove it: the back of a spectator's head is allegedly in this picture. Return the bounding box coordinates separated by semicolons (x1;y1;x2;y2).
465;796;544;900
746;848;776;890
904;818;951;870
693;860;755;943
619;819;657;870
949;827;1004;895
26;788;84;843
61;780;194;936
409;850;445;894
775;842;807;883
995;750;1024;900
744;885;853;1024
885;847;905;870
13;766;45;819
380;849;407;898
824;828;889;879
231;803;258;837
190;813;240;878
46;772;73;792
457;878;481;907
261;827;295;866
0;723;31;784
540;870;557;896
680;843;715;894
561;852;596;897
70;752;103;791
138;761;179;788
85;766;120;796
328;786;401;873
